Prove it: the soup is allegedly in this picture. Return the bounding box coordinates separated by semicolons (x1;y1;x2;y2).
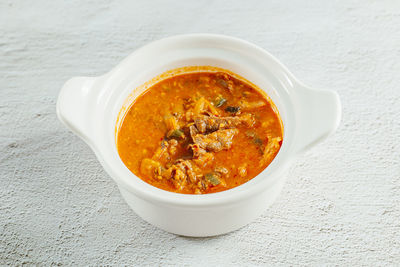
117;69;283;194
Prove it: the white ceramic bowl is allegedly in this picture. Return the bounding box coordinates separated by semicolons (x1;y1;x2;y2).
57;34;341;237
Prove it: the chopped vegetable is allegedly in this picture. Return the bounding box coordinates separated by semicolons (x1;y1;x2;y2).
242;91;251;97
164;114;179;131
205;172;221;186
216;72;234;92
214;166;228;175
239;100;266;111
245;130;256;138
194;97;219;115
225;106;240;113
238;164;247;177
172;103;184;117
245;130;262;145
162;84;171;91
245;131;264;154
214;96;227;107
216;79;228;89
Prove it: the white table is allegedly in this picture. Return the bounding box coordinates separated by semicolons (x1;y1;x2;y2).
1;1;399;265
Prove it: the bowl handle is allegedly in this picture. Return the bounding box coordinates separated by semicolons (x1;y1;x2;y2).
56;77;96;144
292;85;341;155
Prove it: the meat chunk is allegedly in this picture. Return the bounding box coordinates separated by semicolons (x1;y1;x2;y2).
194;114;255;133
259;136;282;166
192;129;239;152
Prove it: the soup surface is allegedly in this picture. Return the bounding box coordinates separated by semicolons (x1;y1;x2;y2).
117;69;283;194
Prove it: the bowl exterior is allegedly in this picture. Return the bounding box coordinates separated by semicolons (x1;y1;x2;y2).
118;176;286;237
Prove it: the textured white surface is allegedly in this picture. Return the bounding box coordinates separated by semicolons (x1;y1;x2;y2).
1;0;399;265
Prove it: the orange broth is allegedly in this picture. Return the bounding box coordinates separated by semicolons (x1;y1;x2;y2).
117;70;283;194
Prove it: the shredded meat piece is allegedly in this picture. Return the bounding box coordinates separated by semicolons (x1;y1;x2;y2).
194;114;255;133
189;125;199;138
162;159;198;190
176;159;198;184
189;144;214;167
192;129;239;152
171;168;187;190
140;159;164;179
259;136;282;166
151;139;179;162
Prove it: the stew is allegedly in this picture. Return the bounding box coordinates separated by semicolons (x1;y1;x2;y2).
117;70;283;194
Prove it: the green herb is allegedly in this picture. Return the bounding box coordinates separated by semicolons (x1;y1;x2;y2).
168;129;184;139
246;131;264;154
214;96;227;107
205;173;221;186
253;137;263;146
225;106;240;113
